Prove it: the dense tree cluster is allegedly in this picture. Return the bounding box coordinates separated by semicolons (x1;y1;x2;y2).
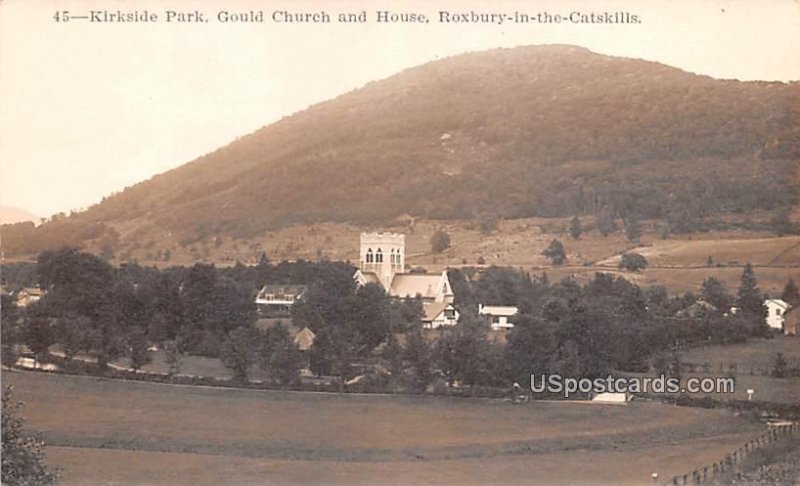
2;248;782;396
441;265;773;388
1;248;354;378
290;263;776;393
292;276;423;385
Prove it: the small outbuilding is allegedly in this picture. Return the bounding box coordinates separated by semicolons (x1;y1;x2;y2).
478;304;518;331
591;392;633;404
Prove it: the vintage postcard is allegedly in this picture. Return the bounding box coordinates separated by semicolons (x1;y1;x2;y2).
1;0;798;484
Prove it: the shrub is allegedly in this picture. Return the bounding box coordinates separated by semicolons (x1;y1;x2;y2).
430;230;451;253
569;216;582;240
619;253;648;272
542;240;566;265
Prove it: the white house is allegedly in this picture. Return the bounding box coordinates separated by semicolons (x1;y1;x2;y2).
764;299;791;330
254;284;306;316
354;232;457;328
478;304;518;331
15;287;44;307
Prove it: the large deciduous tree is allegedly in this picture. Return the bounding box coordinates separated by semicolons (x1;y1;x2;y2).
542;240;566;265
618;253;648;272
434;316;494;390
219;326;262;382
503;315;558;385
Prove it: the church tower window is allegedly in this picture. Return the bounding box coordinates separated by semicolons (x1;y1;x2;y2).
366;248;374;263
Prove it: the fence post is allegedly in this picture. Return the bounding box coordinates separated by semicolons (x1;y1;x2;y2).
669;422;800;486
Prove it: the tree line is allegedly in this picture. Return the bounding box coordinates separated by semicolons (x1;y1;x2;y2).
3;248;796;394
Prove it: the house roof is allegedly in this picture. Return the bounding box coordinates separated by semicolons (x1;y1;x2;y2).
677;299;717;318
479;305;519;317
256;284;306;299
293;327;316;351
18;287;44;297
354;270;381;286
388;273;447;299
765;299;790;309
694;299;717;310
422;301;455;322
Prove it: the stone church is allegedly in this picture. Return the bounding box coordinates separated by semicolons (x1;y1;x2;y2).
353;232;458;329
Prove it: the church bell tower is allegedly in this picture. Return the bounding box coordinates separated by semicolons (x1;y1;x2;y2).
359;232;405;290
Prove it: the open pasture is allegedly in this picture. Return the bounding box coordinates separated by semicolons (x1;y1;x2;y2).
680;336;800;372
5;370;764;485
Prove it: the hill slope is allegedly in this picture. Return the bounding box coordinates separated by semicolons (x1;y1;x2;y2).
3;44;798;256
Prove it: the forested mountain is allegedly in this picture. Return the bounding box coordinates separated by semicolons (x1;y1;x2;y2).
3;44;798;256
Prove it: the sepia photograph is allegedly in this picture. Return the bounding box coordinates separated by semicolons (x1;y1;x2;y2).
1;0;799;484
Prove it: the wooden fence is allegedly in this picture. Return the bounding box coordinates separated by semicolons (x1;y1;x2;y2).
663;422;798;485
679;360;800;377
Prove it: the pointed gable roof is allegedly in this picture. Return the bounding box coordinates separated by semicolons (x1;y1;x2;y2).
293;327;316;351
389;274;441;299
422;301;458;322
388;271;452;301
353;269;381;287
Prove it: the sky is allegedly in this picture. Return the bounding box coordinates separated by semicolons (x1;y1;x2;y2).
1;0;799;218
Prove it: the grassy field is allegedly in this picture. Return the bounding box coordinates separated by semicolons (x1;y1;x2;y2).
596;235;800;268
674;336;800;403
619;337;800;404
680;336;800;373
5;370;766;485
